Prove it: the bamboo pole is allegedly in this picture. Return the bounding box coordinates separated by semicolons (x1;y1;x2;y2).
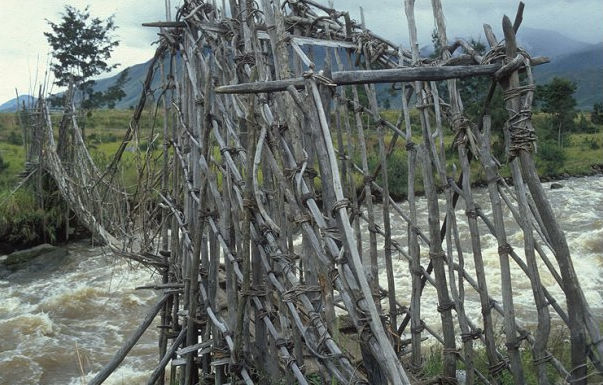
146;329;187;385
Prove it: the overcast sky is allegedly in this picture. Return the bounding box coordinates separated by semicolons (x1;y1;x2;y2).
1;0;601;103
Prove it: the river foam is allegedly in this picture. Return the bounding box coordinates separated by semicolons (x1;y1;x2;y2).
0;244;160;385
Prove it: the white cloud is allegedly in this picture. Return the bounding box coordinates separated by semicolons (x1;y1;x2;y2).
327;0;603;47
0;0;168;102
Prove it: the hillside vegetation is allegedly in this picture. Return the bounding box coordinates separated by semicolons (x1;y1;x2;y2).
1;107;601;250
1;107;601;193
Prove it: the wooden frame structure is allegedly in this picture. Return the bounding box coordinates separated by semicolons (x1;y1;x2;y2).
25;0;602;384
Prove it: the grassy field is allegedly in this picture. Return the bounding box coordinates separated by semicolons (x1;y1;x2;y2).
0;108;601;249
0;106;603;252
1;108;602;194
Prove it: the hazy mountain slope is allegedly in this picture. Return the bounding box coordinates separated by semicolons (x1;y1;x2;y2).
0;57;171;112
517;27;593;58
1;29;600;111
533;43;603;109
0;95;37;112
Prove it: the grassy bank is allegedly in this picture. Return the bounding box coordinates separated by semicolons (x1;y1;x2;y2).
354;109;603;199
0;109;162;252
419;325;603;384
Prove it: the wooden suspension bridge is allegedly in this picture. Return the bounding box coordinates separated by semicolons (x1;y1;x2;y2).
20;0;602;384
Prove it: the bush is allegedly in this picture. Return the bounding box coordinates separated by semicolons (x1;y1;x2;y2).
592;103;603;125
139;140;157;152
536;141;566;175
575;114;599;134
0;185;72;250
0;189;49;247
0;153;8;173
87;131;117;144
367;149;409;197
7;131;23;145
581;137;600;150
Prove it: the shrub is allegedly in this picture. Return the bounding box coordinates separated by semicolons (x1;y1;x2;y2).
102;132;118;142
367;149;409;197
0;153;8;173
575;114;599;134
535;140;566;175
0;189;45;246
87;132;117;144
139;140;157;151
592;102;603;125
581;137;600;150
7;131;23;145
0;185;70;249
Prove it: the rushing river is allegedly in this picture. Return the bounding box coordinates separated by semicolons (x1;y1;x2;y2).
1;175;601;384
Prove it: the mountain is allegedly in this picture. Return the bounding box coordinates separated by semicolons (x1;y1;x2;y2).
0;28;600;111
0;95;38;112
533;43;603;109
516;27;593;58
0;58;170;113
91;58;169;110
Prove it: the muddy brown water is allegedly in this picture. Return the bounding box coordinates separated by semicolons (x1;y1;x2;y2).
1;176;601;384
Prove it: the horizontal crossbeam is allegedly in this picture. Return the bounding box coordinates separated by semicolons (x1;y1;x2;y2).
143;21;358;49
216;64;504;94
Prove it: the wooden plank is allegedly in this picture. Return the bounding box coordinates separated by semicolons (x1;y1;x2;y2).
215;64;504;94
171;358;187;367
143;20;271;40
142;21;187;27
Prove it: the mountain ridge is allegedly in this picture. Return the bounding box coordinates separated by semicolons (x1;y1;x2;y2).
1;27;600;112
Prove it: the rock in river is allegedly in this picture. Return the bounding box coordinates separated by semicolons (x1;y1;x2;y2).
0;243;69;279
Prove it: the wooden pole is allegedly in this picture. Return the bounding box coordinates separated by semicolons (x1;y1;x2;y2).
215;63;515;94
87;295;170;385
146;329;187;385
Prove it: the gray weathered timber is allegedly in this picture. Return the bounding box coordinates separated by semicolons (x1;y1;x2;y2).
215;64;505;94
25;1;601;384
146;329;187;385
87;295;170;385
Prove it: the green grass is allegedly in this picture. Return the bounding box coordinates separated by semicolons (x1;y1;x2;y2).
564;132;603;174
1;109;602;195
0;142;26;188
355;109;603;199
0;108;601;249
418;326;602;385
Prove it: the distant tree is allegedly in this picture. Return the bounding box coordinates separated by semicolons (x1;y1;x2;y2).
535;77;577;147
430;29;443;59
81;68;130;109
382;97;391;110
592;103;603;125
45;6;124;108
